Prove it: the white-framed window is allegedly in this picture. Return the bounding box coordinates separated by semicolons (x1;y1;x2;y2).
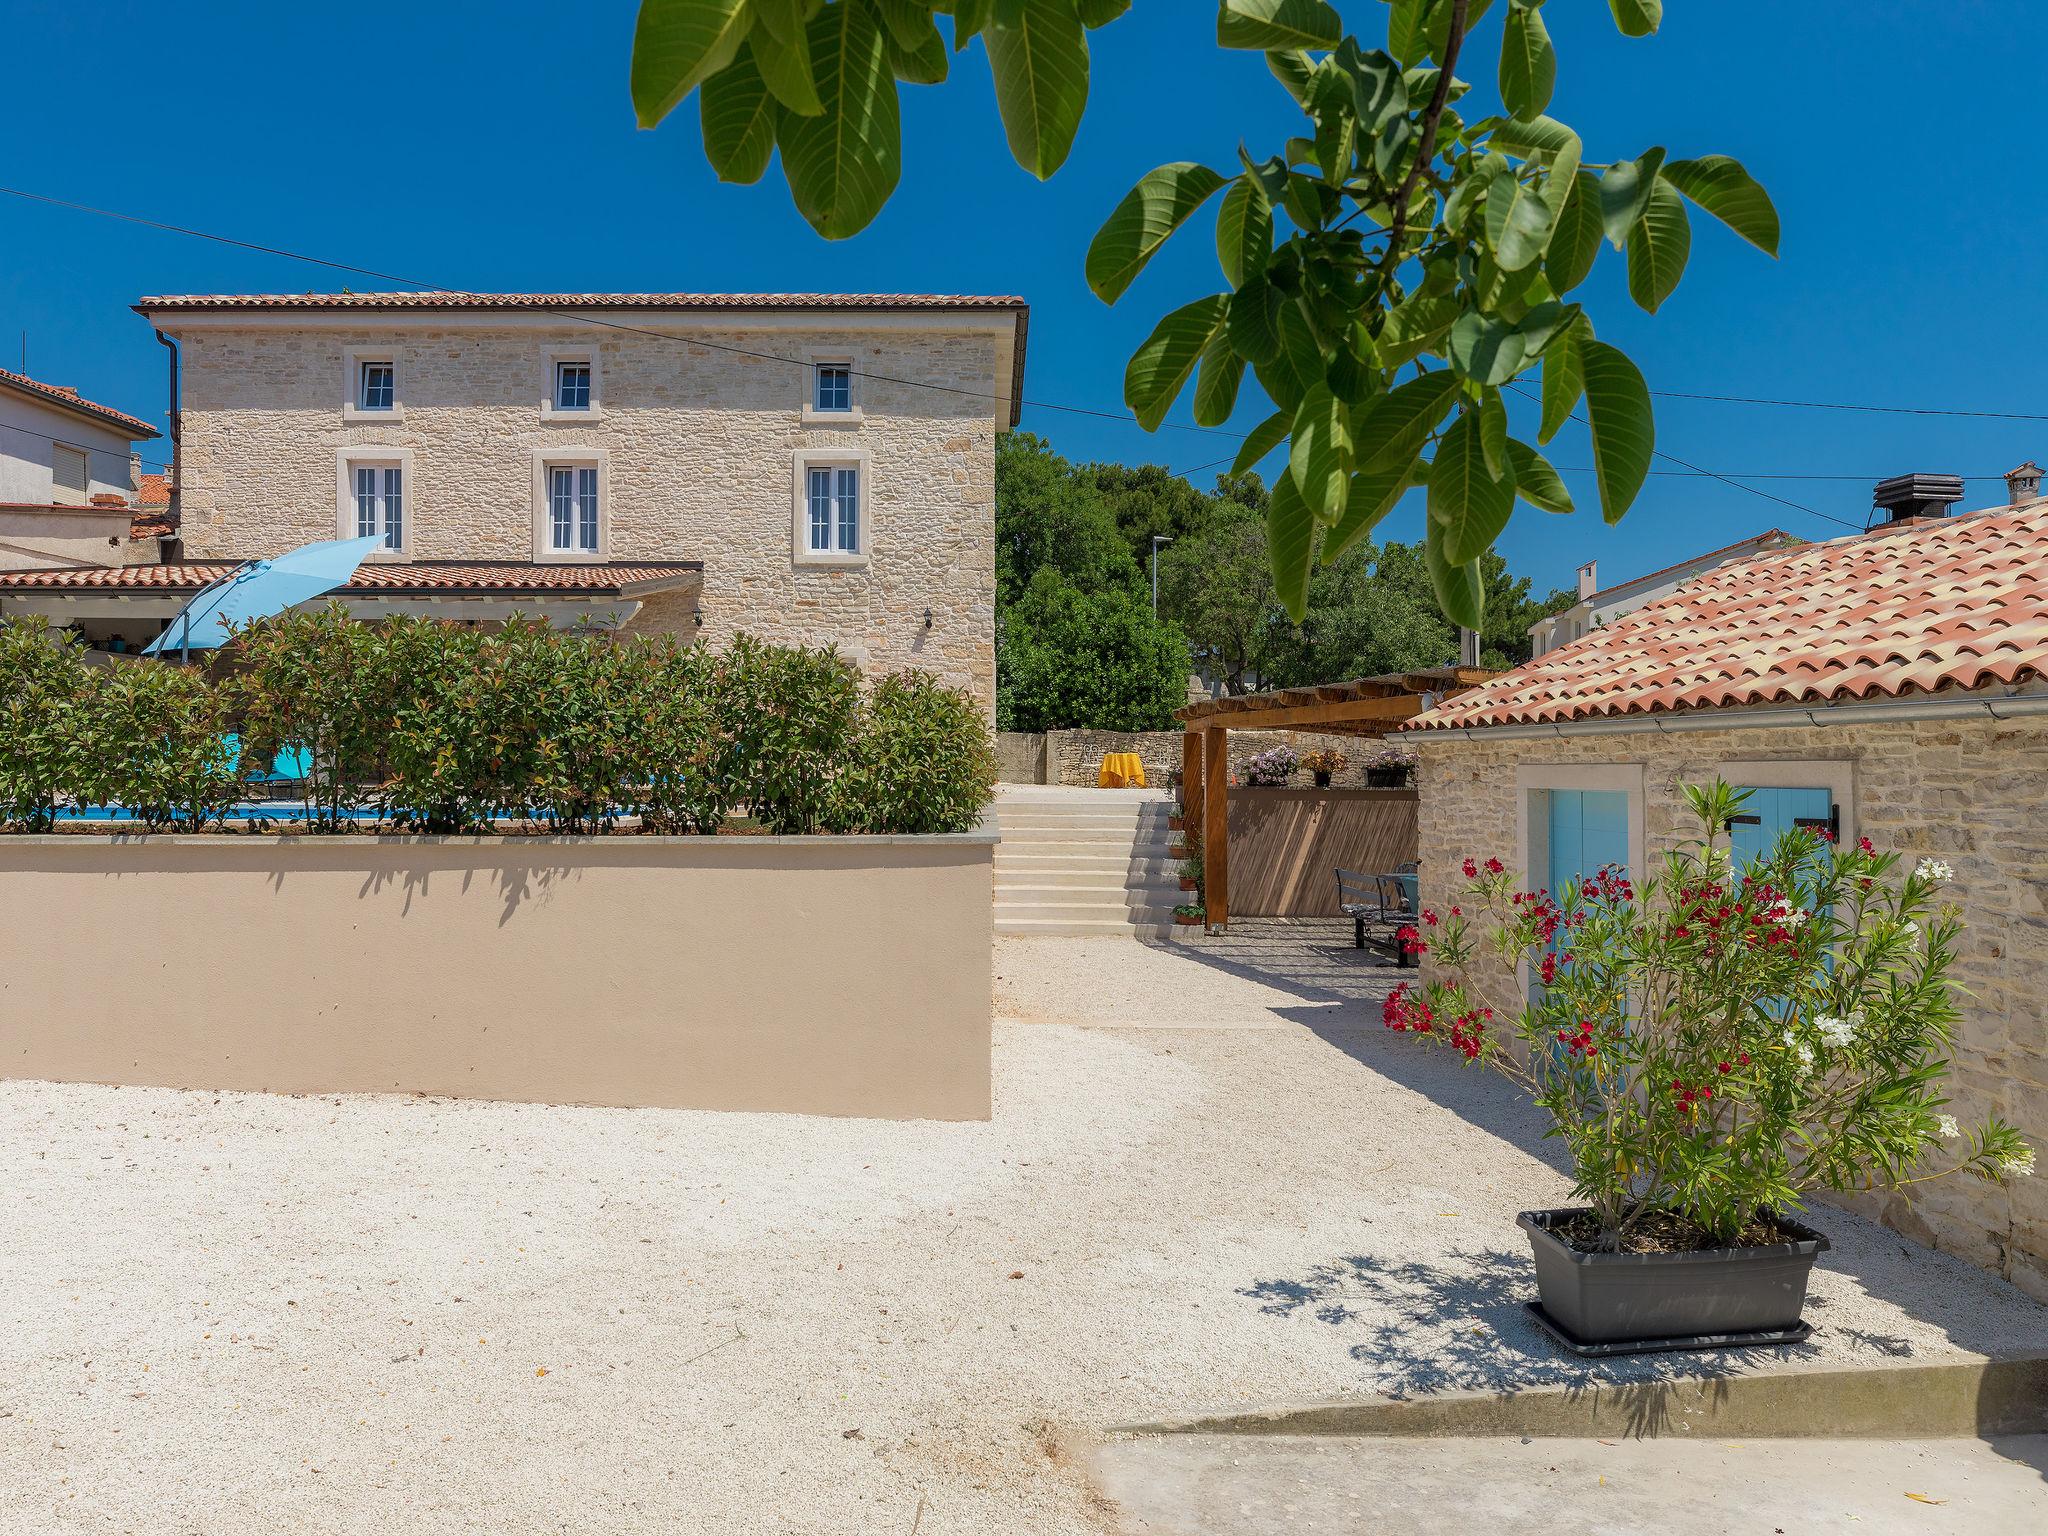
51;443;89;505
358;360;396;412
547;464;600;553
553;361;592;412
530;447;607;561
342;346;403;421
814;363;852;413
800;351;862;426
791;448;870;565
541;347;602;420
335;447;413;555
352;462;405;550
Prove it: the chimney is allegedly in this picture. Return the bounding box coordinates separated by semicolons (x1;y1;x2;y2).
1576;560;1598;599
1871;472;1965;527
89;493;126;508
2005;461;2042;506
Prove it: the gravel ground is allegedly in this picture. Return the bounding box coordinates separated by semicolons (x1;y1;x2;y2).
3;925;2042;1535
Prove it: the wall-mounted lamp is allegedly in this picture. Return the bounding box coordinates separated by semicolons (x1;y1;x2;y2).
692;610;704;628
923;607;933;630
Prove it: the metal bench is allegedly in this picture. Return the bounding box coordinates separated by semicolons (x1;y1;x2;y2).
1336;863;1421;963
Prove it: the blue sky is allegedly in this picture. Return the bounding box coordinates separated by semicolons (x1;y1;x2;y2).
4;1;2043;597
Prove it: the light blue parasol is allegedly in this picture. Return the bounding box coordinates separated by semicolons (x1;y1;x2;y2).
145;535;386;656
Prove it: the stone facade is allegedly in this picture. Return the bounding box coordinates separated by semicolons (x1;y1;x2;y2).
160;316;1006;710
1410;704;2048;1301
1002;727;1408;789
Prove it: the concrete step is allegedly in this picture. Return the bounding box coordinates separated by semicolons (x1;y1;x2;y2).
996;845;1177;864
993;900;1181;925
995;915;1181;939
998;827;1174;846
993;885;1180;909
994;869;1184;892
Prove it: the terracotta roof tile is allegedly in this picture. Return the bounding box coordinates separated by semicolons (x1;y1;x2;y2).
1409;504;2048;731
0;559;701;598
136;473;170;507
0;367;158;439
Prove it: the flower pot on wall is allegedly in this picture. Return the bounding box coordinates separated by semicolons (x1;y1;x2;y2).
1168;814;1184;832
1173;908;1204;927
1179;877;1196;892
1365;767;1411;788
1516;1208;1830;1355
1312;771;1333;788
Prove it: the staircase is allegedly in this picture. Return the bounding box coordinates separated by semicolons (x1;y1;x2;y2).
993;786;1182;938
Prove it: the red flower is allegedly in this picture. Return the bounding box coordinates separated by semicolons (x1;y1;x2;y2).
1717;1061;1732;1074
1422;909;1440;928
1858;836;1875;855
1484;857;1504;875
1462;858;1479;879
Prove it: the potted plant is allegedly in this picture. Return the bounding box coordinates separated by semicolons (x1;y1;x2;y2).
1363;743;1415;788
1243;745;1298;787
1386;781;2032;1354
1173;902;1205;927
1301;747;1347;788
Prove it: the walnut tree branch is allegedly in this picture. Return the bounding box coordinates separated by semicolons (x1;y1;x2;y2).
1379;0;1469;287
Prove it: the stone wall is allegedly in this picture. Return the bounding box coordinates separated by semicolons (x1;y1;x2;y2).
163;318;1003;711
994;731;1046;785
1014;727;1405;789
1410;707;2048;1301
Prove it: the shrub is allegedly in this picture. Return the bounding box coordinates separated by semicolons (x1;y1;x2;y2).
83;660;246;830
717;634;861;835
1389;780;2034;1251
379;619;508;832
231;605;398;829
997;568;1190;732
0;617;94;830
635;640;728;834
494;620;649;834
833;670;995;835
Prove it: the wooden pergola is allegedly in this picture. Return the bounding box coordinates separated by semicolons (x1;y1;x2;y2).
1172;667;1498;930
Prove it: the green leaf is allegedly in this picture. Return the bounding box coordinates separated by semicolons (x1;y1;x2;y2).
1536;316;1582;445
1477;391;1509;481
1265;48;1315;108
1625;176;1691;313
1231;409;1291;475
1606;0;1663;37
1192;327;1247;427
1498;3;1555;118
1226;275;1285;364
1275;301;1324;396
776;1;900;238
1484;169;1560;272
1378;292;1459;369
1076;0;1132;24
1545;169;1603;293
1323;461;1411;562
1336;41;1407;132
1289;383;1354;521
1386;0;1431;65
1430;410;1516;565
1217;0;1343;50
952;0;994;48
887;21;952;83
1124;294;1228;431
1308;63;1357;182
1580;339;1654;524
871;0;939;53
1215;177;1273;288
1448;311;1529;386
1489;113;1580;162
1599;146;1666;249
750;0;823;114
1507;437;1573;513
1086;162;1229;302
1662;155;1780;256
1267;463;1317;619
1424;516;1485;631
632;0;754;127
1354;369;1460;473
700;43;781;183
986;0;1091;180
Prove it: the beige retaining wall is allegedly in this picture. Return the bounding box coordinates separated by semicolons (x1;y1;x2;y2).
1410;707;2048;1301
0;832;994;1121
999;728;1402;788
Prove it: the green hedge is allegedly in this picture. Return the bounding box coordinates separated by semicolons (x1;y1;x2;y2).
0;612;995;836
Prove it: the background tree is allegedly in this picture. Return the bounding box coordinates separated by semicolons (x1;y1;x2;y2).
1158;492;1274;696
998;568;1192;732
631;0;1777;631
1081;461;1218;574
995;432;1140;605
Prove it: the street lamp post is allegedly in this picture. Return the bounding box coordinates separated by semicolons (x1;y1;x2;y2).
1151;534;1172;618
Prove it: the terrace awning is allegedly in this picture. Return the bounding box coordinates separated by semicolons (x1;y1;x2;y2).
1171;668;1499;930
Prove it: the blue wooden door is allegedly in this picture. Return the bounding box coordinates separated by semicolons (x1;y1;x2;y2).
1728;786;1834;869
1547;789;1631;898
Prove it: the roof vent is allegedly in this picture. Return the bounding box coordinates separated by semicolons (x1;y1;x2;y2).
1871;472;1965;526
2005;461;2042;506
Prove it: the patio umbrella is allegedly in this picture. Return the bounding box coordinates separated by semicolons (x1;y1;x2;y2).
145;535;386;657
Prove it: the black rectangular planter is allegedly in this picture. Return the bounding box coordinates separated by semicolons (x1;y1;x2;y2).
1518;1207;1830;1353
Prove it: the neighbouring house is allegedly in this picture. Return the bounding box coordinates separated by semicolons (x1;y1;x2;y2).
1528;528;1802;656
1404;468;2048;1300
0;292;1026;701
0;367;161;574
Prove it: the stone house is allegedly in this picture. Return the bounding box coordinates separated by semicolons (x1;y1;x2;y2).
1527;527;1800;656
0;292;1027;703
0;367;161;573
1405;473;2048;1301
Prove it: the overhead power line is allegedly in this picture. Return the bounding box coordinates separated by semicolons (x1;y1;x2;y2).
0;412;171;471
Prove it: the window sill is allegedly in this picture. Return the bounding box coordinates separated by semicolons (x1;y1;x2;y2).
793;549;871;569
540;406;604;424
800;407;865;429
342;404;406;424
534;548;610;565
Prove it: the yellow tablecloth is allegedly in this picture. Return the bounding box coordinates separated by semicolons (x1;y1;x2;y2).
1097;752;1147;789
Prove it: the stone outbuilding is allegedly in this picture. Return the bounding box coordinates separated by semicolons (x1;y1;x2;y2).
1404;482;2048;1301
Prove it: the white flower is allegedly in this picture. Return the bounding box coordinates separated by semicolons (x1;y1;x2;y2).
1902;920;1920;940
1916;858;1955;884
1764;898;1808;927
1937;1115;1962;1140
1815;1014;1855;1048
1782;1030;1816;1071
1998;1147;2037;1179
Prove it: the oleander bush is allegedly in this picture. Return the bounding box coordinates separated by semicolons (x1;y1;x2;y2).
0;612;994;836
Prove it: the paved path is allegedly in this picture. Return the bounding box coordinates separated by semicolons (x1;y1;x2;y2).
1093;1432;2048;1534
0;928;2041;1533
